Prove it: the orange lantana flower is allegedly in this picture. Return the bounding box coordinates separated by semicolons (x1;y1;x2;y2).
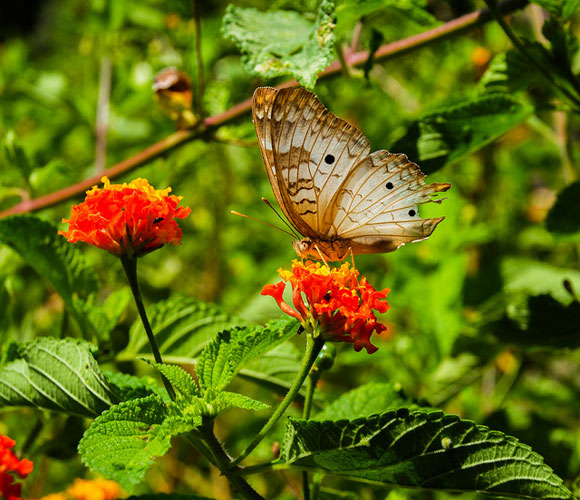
0;433;33;500
59;177;191;258
262;260;389;353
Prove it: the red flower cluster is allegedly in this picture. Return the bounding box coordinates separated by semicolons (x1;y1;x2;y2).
262;260;389;353
59;177;191;258
0;434;33;500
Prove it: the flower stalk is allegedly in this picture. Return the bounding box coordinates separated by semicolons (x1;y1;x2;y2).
120;254;176;401
231;333;325;467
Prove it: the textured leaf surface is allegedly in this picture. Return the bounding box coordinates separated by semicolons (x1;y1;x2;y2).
79;395;172;492
282;410;573;499
123;296;242;363
105;371;158;401
222;1;336;89
0;215;98;331
206;390;269;414
392;94;534;174
198;318;300;391
0;338;115;417
314;383;415;421
151;363;200;397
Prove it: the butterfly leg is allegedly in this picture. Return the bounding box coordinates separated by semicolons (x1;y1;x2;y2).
314;244;331;269
338;247;355;268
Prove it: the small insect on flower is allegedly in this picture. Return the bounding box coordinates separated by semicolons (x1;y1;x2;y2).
59;177;191;258
0;433;33;500
262;260;389;353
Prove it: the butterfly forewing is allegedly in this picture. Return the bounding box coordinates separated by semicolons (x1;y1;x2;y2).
253;87;371;235
252;86;450;260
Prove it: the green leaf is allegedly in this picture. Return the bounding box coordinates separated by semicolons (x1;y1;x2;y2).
546;181;580;237
314;383;416;421
335;0;435;38
501;257;580;304
239;341;303;395
391;94;535;174
531;0;580;19
479;50;536;93
421;353;484;406
206;390;269;414
105;371;158;401
222;1;336;89
1;130;34;179
0;215;98;333
122;296;243;363
150;363;200;397
0;338;116;417
197;318;300;391
79;395;172;492
282;410;573;500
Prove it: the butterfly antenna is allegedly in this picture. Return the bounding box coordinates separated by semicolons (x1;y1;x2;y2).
261;197;301;239
230;210;296;238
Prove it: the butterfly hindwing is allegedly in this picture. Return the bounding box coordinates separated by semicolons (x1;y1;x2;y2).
331;150;450;252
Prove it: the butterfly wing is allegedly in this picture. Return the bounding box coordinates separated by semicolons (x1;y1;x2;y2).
329;150;451;253
252;87;370;238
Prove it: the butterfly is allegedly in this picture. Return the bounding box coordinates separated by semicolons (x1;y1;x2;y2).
252;86;451;262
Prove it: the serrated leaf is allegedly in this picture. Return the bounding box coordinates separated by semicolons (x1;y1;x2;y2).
222;1;336;89
122;296;243;363
546;181;580;237
0;215;98;334
105;371;158;401
0;338;116;417
151;363;200;397
198;318;300;391
207;390;269;414
391;94;534;174
79;395;171;492
314;383;415;421
282;410;573;500
531;0;580;19
479;50;536;93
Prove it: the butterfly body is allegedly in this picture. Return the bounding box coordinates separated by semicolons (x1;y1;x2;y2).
252;86;451;262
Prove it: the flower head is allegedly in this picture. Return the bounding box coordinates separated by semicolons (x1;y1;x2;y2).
0;433;33;500
59;177;191;258
262;260;389;353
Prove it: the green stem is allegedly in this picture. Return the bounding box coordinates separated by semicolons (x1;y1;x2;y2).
302;363;321;500
231;334;325;467
200;418;266;500
120;255;176;401
484;0;580;109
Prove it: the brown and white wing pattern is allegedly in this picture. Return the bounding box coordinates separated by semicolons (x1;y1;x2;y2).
252;87;370;237
329;150;451;253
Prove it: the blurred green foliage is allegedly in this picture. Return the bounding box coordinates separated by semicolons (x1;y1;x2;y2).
2;0;580;498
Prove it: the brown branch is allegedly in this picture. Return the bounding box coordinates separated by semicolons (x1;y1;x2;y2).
0;0;528;218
